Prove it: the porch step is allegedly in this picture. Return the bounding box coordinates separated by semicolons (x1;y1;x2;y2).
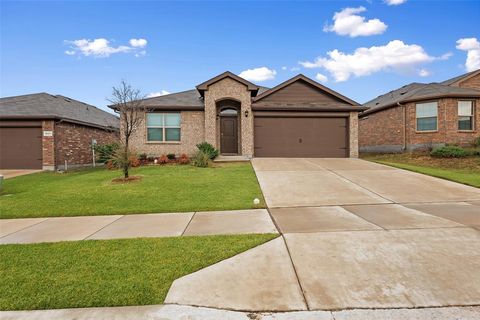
214;155;251;162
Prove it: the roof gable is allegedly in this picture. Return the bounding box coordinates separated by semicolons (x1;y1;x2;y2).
196;71;259;97
254;74;359;106
441;69;480;86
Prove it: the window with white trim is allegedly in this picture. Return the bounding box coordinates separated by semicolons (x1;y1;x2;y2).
416;102;438;131
458;101;474;131
146;113;181;142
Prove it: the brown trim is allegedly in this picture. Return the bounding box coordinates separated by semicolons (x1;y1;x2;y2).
196;71;259;96
0;120;42;128
252;105;366;112
253;74;360;106
0;115;118;131
254;111;350;118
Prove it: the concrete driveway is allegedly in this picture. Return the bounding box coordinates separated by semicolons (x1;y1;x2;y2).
252;158;480;207
166;158;480;312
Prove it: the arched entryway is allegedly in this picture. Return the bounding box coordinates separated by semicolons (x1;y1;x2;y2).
217;99;241;155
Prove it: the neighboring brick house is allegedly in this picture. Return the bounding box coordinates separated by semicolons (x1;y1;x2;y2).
0;93;119;170
359;69;480;153
110;72;366;158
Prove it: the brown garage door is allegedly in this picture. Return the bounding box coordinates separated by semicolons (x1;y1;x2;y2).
254;117;348;158
0;127;43;169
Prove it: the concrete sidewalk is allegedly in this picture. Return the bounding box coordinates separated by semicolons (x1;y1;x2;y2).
1;304;478;320
0;209;277;244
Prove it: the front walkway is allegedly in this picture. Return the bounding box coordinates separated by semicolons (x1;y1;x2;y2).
0;170;41;179
0;209;277;244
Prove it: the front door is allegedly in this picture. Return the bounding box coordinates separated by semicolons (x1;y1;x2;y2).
220;116;238;154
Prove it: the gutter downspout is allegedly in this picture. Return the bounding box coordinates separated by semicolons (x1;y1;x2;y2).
397;102;407;151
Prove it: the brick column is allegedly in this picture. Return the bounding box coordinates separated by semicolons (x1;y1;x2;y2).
349;112;359;158
42;120;55;170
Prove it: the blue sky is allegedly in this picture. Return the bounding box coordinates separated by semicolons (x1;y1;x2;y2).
1;0;479;113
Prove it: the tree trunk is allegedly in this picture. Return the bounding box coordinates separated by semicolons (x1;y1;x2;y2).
123;141;129;179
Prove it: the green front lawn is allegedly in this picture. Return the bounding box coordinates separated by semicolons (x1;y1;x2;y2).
0;234;277;311
0;163;265;219
362;153;480;188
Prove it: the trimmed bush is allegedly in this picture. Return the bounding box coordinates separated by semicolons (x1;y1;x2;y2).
430;146;469;158
191;150;210;167
178;154;190;165
167;153;176;160
196;142;219;160
94;143;119;163
158;155;169;164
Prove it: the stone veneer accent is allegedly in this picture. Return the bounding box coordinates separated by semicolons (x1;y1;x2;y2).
203;77;254;157
129;111;205;156
349;112;359;158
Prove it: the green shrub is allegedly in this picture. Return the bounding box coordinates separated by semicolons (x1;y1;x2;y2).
473;137;480;148
191;150;210;167
430;146;469;158
94;143;119;163
167;153;176;160
196;142;219;160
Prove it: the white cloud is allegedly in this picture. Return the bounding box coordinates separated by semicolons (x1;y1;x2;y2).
299;40;446;82
418;68;430;77
384;0;407;5
147;90;170;98
323;6;387;37
456;38;480;72
129;38;147;48
65;38;148;58
315;73;328;83
238;67;277;82
281;66;287;70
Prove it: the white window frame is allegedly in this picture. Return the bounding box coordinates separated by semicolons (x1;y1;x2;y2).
415;101;438;132
458;100;475;132
145;112;181;143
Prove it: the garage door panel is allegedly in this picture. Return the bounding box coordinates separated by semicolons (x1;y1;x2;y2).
254;117;348;158
0;127;43;169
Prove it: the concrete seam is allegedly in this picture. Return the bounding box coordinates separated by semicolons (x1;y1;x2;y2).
281;234;311;311
0;218;50;240
83;215;125;240
181;212;196;236
340;206;388;231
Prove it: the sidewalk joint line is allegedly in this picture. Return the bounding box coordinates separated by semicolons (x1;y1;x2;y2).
280;232;311;311
181;212;196;236
0;218;50;240
83;215;125;240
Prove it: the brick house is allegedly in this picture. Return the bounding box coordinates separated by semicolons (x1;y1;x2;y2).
110;72;366;158
359;69;480;153
0;93;119;170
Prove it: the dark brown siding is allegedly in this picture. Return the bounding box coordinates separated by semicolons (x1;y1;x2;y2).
0;127;42;169
257;80;346;105
254;116;348;158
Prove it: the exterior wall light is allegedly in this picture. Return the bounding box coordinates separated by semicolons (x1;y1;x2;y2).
244;110;249;117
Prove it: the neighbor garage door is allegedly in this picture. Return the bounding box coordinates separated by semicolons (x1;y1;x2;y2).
254;116;348;158
0;127;43;169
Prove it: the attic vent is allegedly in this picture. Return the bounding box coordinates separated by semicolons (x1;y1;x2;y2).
400;91;407;95
64;98;72;102
375;102;379;105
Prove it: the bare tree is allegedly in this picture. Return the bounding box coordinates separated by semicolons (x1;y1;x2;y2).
109;80;146;179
